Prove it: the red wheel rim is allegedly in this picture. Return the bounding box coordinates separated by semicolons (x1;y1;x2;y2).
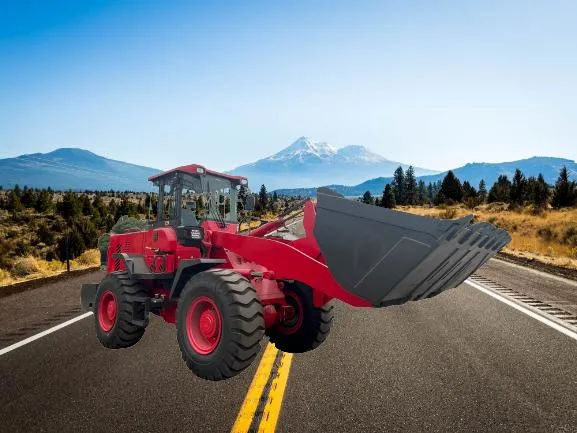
186;296;222;355
98;290;117;332
277;291;304;335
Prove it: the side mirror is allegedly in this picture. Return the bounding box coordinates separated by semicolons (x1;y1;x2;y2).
244;195;255;211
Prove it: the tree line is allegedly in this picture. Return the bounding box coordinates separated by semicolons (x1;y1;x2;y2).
0;187;151;265
361;165;576;210
0;184;293;267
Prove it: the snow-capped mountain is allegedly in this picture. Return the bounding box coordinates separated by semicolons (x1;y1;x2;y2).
228;136;439;190
268;137;337;162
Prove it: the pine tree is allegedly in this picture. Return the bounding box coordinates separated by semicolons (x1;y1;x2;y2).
36;222;55;246
117;196;137;219
58;228;86;261
362;191;374;205
21;186;37;208
81;194;94;216
417;180;427;204
427;182;434;202
381;184;396;208
478;180;487;203
551;166;576;208
404;166;418;205
525;175;549;208
462;181;477;199
13;185;22;200
258;184;268;210
510;168;526;205
35;189;53;213
440;171;463;202
6;190;23;212
57;191;82;220
534;173;549;208
434;191;446;206
488;175;511;203
392;166;406;205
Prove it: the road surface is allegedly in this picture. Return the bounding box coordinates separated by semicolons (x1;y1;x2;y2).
1;260;576;432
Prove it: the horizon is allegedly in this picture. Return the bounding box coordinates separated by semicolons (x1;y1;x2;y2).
1;1;576;172
2;141;576;174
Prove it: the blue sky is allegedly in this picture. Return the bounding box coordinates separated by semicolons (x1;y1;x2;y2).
0;0;575;172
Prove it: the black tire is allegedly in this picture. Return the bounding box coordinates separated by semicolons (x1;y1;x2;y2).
94;272;148;349
267;282;334;353
176;269;264;381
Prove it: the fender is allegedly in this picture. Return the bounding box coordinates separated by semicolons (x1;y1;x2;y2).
112;253;226;299
169;258;227;299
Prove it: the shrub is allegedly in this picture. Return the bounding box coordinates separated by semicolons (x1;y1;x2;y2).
438;208;457;219
537;227;556;242
464;197;478;209
562;226;577;247
0;268;11;283
76;249;100;266
486;202;508;212
11;257;40;277
524;204;545;216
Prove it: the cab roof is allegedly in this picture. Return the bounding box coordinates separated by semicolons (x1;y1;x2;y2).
148;164;247;186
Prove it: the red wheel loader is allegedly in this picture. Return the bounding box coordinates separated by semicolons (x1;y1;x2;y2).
81;164;511;381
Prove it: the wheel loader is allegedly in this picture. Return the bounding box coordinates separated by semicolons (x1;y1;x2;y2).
81;164;511;380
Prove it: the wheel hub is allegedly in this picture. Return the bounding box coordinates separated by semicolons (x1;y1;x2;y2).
97;290;117;332
199;309;218;338
106;300;116;321
276;291;304;335
186;296;222;355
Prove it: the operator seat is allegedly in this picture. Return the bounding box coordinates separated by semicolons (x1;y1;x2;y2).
181;201;199;226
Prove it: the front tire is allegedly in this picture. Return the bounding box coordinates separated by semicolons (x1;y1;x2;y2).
94;272;148;349
267;282;334;353
176;269;265;381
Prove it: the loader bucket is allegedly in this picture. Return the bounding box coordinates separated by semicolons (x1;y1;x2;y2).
313;188;511;307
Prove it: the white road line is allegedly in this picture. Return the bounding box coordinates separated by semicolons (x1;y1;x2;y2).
490;258;577;288
0;312;93;357
465;279;577;342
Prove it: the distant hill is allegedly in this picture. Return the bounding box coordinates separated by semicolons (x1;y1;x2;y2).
0;148;160;191
275;156;577;197
2;147;574;197
228;136;439;190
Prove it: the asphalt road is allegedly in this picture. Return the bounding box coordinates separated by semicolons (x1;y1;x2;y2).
1;261;576;432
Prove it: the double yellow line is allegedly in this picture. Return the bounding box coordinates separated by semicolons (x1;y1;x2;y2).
231;343;294;433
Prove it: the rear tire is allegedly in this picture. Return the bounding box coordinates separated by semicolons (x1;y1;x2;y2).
176;269;265;381
94;272;148;349
267;282;334;353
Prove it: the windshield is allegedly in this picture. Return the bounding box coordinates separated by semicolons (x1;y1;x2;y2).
155;171;239;226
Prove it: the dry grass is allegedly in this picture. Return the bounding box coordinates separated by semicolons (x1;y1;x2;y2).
76;249;101;266
0;249;101;287
399;204;577;270
239;220;264;231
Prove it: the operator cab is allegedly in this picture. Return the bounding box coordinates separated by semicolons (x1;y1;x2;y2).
148;164;249;230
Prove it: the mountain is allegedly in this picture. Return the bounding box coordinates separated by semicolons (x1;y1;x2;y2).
0;148;160;191
275;156;577;197
228;136;439;190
